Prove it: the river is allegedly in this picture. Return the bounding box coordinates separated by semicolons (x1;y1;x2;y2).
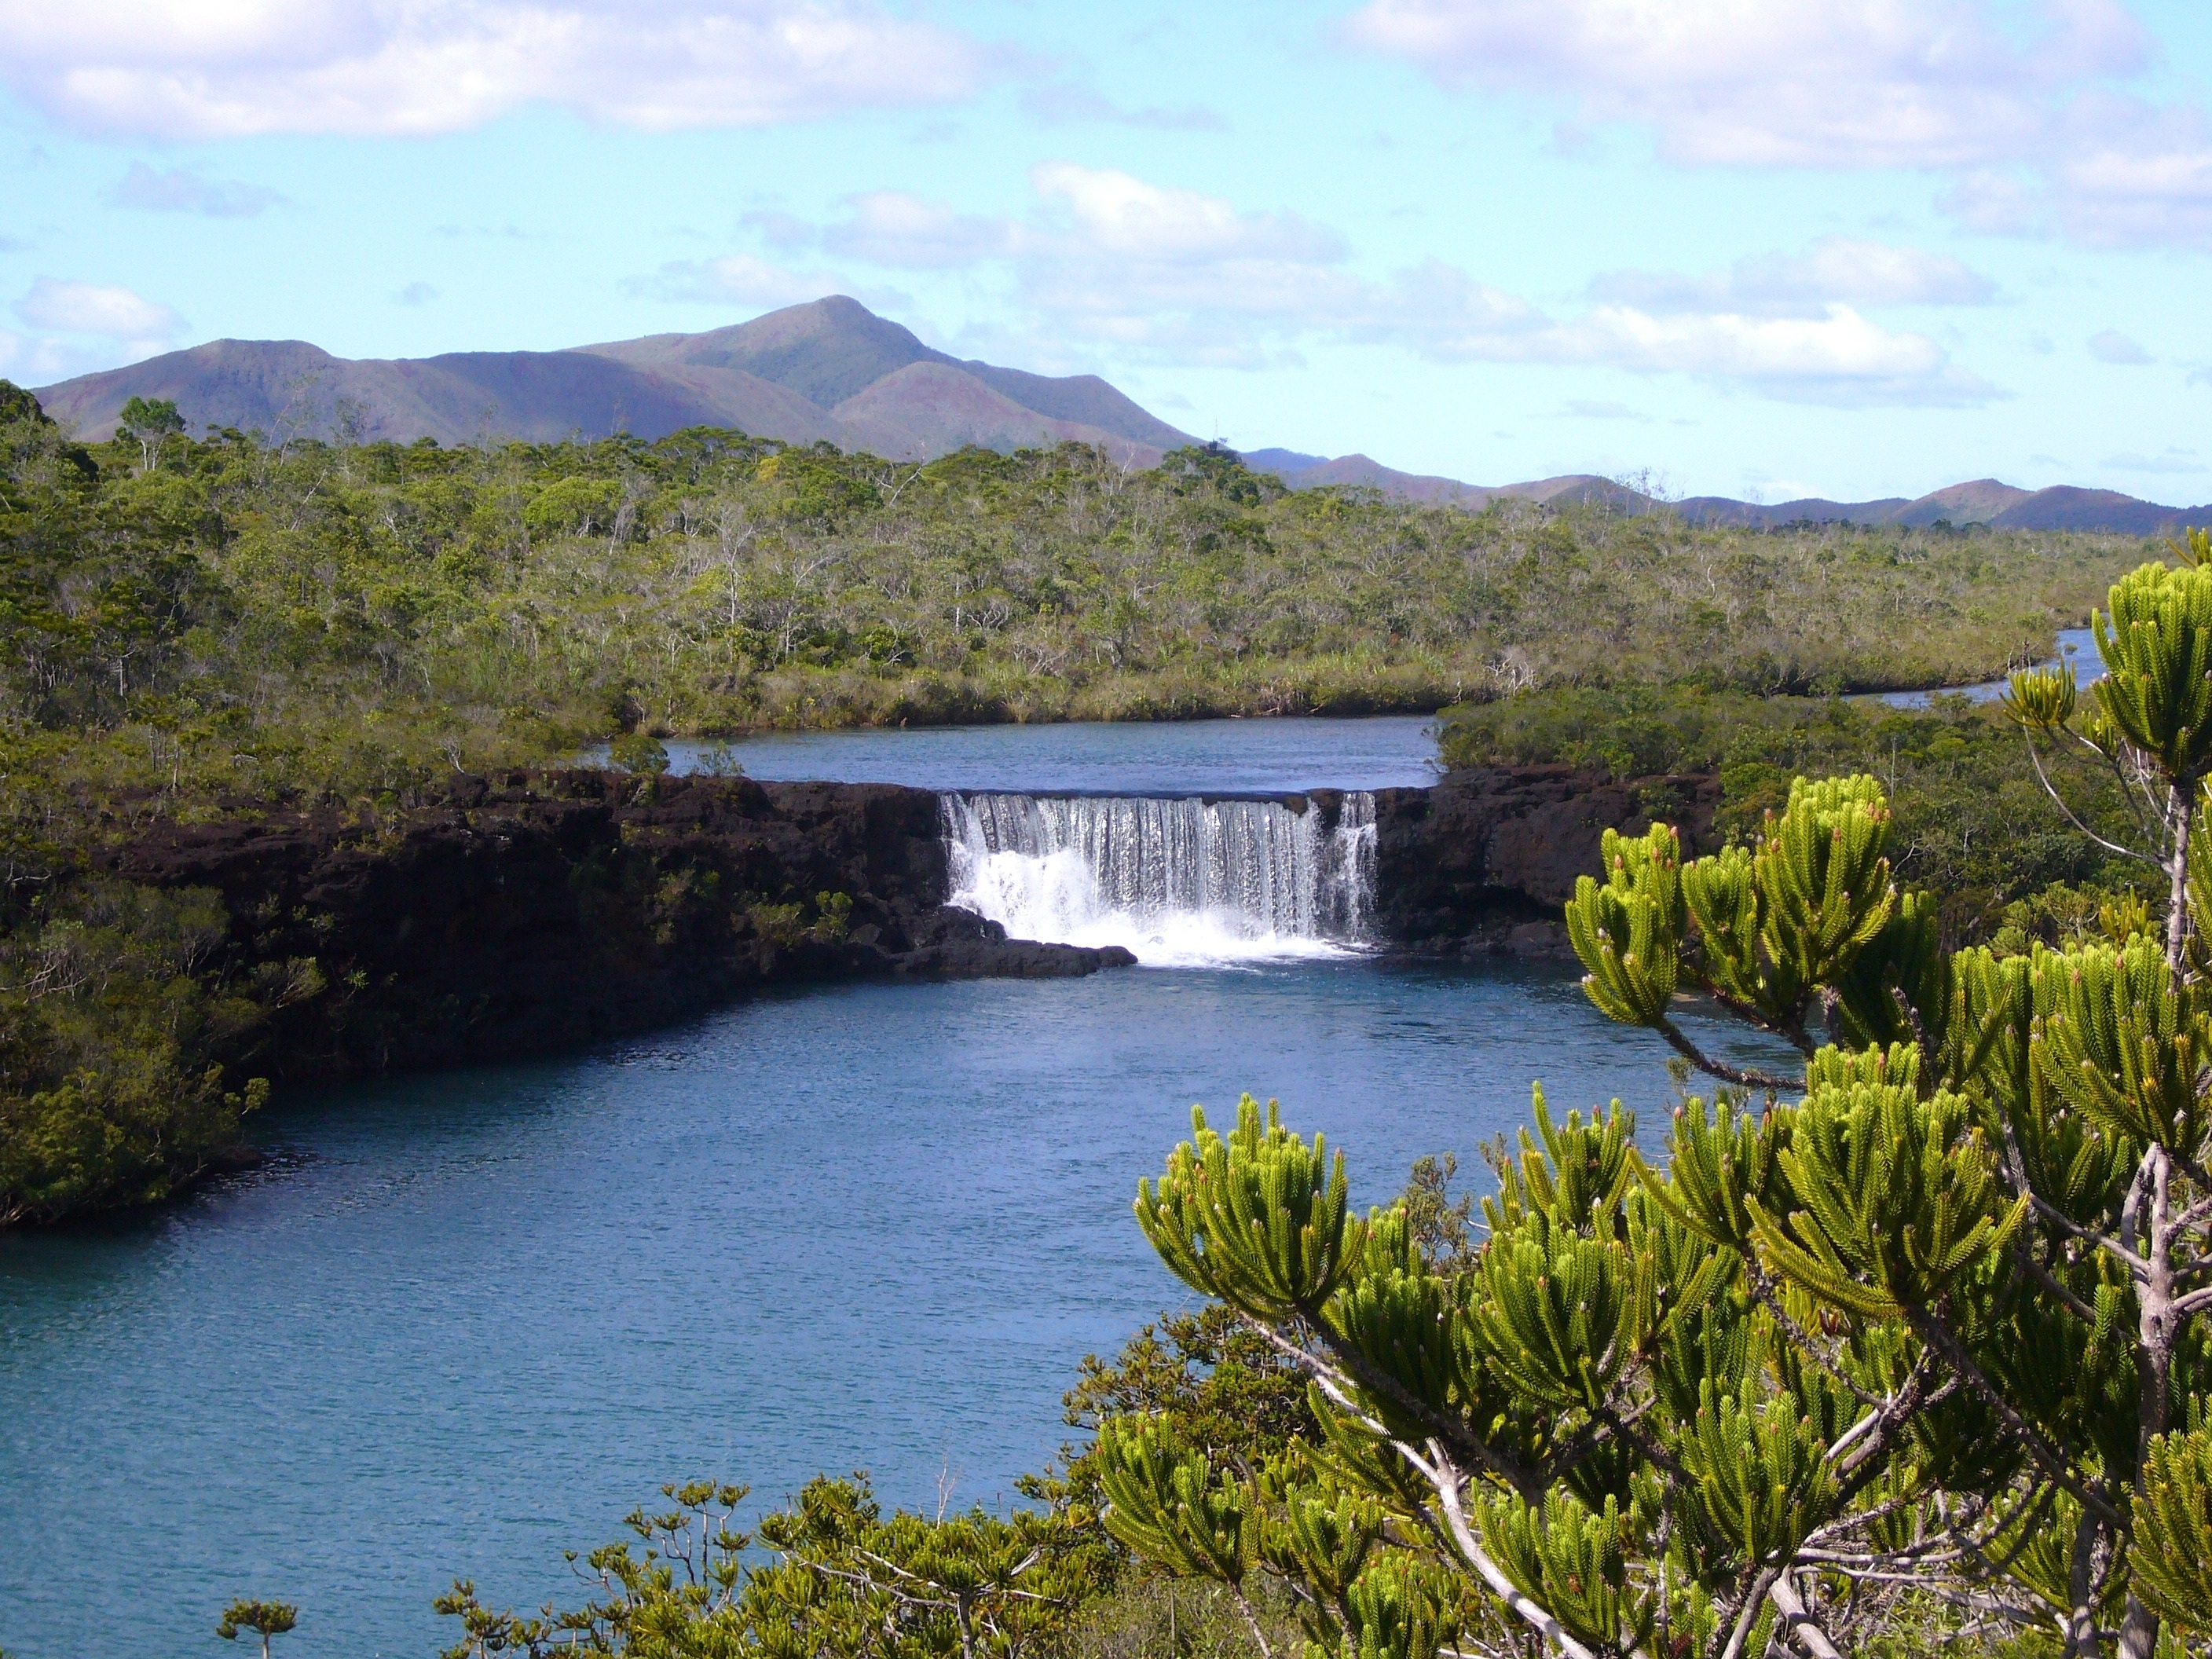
0;718;1793;1657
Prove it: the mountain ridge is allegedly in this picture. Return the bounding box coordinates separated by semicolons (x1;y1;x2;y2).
27;294;2210;535
1245;453;2212;537
31;295;1196;465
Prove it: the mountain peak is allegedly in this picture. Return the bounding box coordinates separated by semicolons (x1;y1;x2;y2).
31;296;1198;462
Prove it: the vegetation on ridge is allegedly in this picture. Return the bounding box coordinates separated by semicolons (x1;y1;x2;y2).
0;376;2152;1226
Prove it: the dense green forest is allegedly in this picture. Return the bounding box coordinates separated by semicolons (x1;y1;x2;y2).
0;378;2163;1229
0;379;2146;813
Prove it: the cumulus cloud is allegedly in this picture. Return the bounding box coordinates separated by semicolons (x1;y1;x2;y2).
0;1;997;138
104;161;286;216
5;276;185;382
1344;0;2143;166
1357;261;1996;406
18;276;181;338
732;167;1994;404
636;252;857;307
819;192;1020;268
1031;163;1346;265
1344;0;2212;250
2089;328;2152;364
1590;236;1997;314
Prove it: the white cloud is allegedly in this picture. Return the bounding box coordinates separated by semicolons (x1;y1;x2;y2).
1591;236;1996;314
18;276;181;338
7;276;185;383
104;160;285;216
819;192;1019;268
638;252;856;307
0;1;995;138
1344;0;2144;167
738;168;1992;404
2088;328;2152;364
1344;0;2212;250
1031;163;1345;264
1358;262;1995;405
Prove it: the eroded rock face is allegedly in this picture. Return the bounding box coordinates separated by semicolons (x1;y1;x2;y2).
104;771;1132;1083
1369;765;1720;956
99;762;1706;1084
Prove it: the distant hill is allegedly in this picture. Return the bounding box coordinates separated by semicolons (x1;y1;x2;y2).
32;297;2212;536
31;296;1197;464
1243;452;2212;537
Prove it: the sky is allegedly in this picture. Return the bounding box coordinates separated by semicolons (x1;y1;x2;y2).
3;0;2212;504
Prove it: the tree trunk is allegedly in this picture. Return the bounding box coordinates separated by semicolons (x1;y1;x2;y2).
2166;782;2192;983
2121;1145;2177;1659
2062;1507;2101;1659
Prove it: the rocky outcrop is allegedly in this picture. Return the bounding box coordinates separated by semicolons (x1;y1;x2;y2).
1370;765;1720;955
104;770;1132;1084
97;761;1716;1087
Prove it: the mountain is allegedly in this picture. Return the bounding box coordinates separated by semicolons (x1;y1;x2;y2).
1243;450;2212;536
30;296;1197;464
30;299;2212;535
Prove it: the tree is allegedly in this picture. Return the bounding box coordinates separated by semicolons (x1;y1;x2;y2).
1097;551;2212;1657
434;1477;1109;1659
216;1597;297;1659
115;395;184;474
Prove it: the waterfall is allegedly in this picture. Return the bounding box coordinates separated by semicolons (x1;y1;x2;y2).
941;792;1377;967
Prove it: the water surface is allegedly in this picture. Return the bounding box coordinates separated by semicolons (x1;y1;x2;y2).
0;961;1789;1659
1870;625;2101;709
651;713;1441;794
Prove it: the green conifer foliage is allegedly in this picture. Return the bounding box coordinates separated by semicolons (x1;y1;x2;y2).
1101;548;2212;1657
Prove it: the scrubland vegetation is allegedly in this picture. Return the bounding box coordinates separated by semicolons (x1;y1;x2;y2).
0;379;2145;1226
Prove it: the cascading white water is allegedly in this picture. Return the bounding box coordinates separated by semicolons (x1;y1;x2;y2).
941;792;1377;967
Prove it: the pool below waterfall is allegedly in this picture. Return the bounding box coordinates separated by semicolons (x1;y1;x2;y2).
0;717;1796;1659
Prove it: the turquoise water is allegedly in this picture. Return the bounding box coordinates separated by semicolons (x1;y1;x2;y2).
0;960;1792;1658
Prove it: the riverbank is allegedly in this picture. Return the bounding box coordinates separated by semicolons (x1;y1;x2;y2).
104;771;1138;1090
2;758;1704;1226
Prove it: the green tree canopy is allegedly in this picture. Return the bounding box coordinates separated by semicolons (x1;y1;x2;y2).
1097;548;2212;1659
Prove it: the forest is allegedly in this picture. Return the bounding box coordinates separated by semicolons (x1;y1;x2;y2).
0;380;2164;1229
0;381;2147;810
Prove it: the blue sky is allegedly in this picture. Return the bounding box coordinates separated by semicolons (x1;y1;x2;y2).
4;0;2212;502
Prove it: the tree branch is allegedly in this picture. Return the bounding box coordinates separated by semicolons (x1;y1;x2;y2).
1767;1570;1846;1659
1906;1308;2125;1529
1654;1016;1800;1093
1420;1447;1602;1659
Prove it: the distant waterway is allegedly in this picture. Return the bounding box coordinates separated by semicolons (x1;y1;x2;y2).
1869;626;2101;709
640;712;1443;794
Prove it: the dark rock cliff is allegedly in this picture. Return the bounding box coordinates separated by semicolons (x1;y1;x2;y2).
1369;765;1720;954
99;763;1704;1090
103;770;1131;1084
